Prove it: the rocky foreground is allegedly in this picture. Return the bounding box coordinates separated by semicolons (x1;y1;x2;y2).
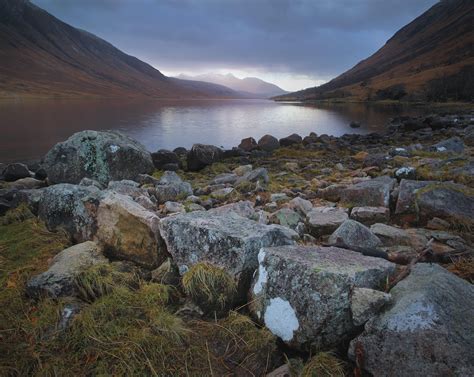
1;113;474;376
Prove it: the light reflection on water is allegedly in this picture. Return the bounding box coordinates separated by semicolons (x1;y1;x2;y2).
0;99;426;162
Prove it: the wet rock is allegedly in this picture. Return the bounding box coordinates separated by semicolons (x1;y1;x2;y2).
279;133;302;147
151;149;180;170
42;130;154;185
238;137;258;152
187;144;223;171
269;208;302;230
351;287;391;326
306;206;349;237
95;192;166;268
328;220;382;249
350;206;389;226
250;245;395;350
26;241;107;298
258;134;280;152
208;200;256;219
340;176;396;207
159;211;296;298
38;184;103;242
3;163;31;182
370;223;411;246
429;136;465;154
288;197;313;216
349;264;474;377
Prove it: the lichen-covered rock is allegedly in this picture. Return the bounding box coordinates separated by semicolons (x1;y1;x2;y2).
350;206;389;225
210;173;238;185
95;191;166;268
163;201;185;214
350;287;391;326
306;206;349;237
288;197;313;216
250;245;395;350
187;144;223;171
42;130;154;185
235;167;269;185
370;223;412;246
328;220;382;249
159;211;296;297
208;200;256;219
340;176;396;207
38;184;103;242
154;171;193;203
348;264;474;377
394;179;433;220
269;208;302;230
26;241;107;298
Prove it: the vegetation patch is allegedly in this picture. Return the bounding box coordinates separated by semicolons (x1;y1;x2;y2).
301;352;346;377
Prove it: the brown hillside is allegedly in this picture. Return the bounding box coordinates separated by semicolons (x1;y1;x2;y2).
276;0;474;102
0;0;241;99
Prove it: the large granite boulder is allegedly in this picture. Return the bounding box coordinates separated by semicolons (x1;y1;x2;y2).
187;144;223;171
328;220;382;249
159;211;296;296
250;245;395;350
306;206;348;237
349;264;474;376
340;176;396;207
26;241;107;298
95;191;166;268
42;130;154;185
38;184;103;242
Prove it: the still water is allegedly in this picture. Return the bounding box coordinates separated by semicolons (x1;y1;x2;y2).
0;99;427;163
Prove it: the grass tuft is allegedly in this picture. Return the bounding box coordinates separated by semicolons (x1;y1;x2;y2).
301;352;346;377
182;263;237;313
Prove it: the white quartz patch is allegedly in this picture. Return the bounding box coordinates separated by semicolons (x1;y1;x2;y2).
253;249;268;295
110;145;120;153
386;301;439;332
264;297;299;341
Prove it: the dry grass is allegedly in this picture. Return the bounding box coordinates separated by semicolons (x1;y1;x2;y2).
301;352;346;377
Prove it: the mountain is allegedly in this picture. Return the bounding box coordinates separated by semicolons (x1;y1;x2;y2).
0;0;242;99
177;73;289;98
276;0;474;102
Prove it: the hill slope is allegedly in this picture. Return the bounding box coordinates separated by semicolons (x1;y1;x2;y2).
177;73;289;98
0;0;241;99
276;0;474;102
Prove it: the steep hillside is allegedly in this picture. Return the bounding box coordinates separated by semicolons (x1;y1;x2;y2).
0;0;241;99
276;0;474;102
177;73;289;98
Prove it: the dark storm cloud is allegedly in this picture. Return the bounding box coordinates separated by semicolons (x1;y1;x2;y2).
32;0;437;80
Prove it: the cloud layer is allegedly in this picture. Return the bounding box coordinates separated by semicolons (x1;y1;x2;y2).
33;0;437;90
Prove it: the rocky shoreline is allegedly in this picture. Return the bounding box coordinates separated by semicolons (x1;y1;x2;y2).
1;112;474;375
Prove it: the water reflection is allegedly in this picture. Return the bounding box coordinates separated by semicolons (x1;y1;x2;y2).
0;99;426;162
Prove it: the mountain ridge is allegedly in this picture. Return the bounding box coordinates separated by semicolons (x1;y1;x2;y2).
0;0;243;99
275;0;474;102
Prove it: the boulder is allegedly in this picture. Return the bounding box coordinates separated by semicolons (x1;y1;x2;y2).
370;223;412;246
328;220;382;250
95;192;166;268
26;241;107;298
233;165;253;176
187;144;223;171
350;206;389;226
315;184;347;202
238;137;258;152
173;147;188;156
154;171;193;204
288;197;313;216
159;211;296;297
163;201;185;214
430;136;465;154
151;149;180;170
394;179;432;219
3;163;31;182
269;208;303;230
5;177;45;190
38;184;103;242
279;133;302;147
208;200;256;220
42;130;154;185
235;167;269;185
351;288;391;326
306;206;349;237
250;245;395;350
349;264;474;376
210;173;238;185
258;134;280;152
108;180;143;198
340;176;396;207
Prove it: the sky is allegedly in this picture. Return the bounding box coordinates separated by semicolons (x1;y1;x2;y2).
33;0;437;92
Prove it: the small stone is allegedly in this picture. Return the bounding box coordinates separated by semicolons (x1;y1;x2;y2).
306;206;349;237
163;201;185;214
351;287;391;326
350;206;390;226
370;223;411;246
233;165;253;176
269;208;302;230
288;197;313;216
328;220;382;249
210;187;234;199
271;193;289;203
